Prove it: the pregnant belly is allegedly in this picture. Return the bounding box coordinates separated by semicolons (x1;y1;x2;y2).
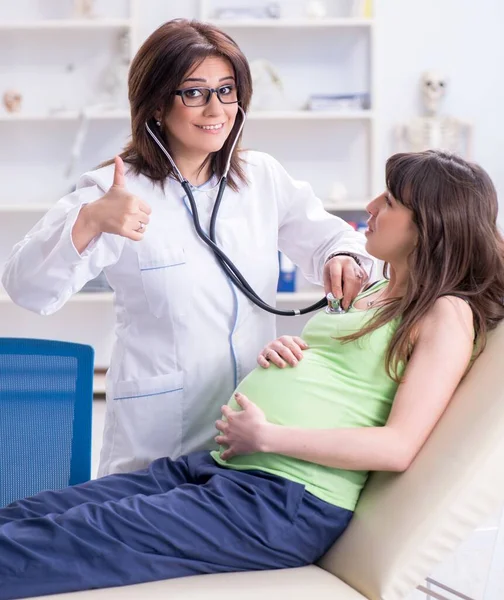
230;356;347;429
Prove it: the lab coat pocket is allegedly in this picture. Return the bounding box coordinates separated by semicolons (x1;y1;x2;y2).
113;372;184;468
138;246;187;319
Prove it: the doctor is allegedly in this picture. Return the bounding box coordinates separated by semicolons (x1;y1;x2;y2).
2;19;373;476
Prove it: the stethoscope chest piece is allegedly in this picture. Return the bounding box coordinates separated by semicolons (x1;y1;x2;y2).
325;292;348;314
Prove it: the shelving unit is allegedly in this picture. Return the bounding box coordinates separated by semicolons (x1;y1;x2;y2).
0;0;136;374
196;1;377;208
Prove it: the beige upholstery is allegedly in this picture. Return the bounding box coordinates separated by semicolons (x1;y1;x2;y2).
35;567;366;599
33;323;504;600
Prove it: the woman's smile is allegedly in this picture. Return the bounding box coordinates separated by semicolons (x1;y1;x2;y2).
194;122;225;133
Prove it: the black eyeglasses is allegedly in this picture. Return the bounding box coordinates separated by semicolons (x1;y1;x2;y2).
175;84;239;107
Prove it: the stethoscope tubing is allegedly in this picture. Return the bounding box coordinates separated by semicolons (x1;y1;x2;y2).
183;178;327;316
145;108;328;316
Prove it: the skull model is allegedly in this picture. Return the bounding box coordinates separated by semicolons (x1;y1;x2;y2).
3;90;22;113
421;70;447;116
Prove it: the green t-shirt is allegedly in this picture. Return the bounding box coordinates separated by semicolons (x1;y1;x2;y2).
211;281;401;511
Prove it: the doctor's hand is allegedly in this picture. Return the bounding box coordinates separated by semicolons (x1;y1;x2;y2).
324;255;367;311
81;156;152;242
215;393;269;460
257;335;308;369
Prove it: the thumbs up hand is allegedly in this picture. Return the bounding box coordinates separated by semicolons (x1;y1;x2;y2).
84;156;152;241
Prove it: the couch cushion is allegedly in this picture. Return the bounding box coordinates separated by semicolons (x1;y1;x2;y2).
29;566;367;599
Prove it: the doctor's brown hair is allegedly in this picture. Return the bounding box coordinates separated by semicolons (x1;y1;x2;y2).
343;150;504;381
108;19;252;191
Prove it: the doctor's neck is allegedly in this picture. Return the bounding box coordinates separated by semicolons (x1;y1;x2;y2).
173;152;213;187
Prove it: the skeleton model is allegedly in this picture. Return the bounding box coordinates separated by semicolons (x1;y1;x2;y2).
395;71;472;158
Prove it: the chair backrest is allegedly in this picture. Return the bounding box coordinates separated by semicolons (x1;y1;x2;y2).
320;322;504;600
0;338;94;507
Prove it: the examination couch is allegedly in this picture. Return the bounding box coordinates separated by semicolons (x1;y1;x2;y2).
32;323;504;600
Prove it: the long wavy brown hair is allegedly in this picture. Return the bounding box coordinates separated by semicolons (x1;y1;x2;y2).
344;150;504;381
102;19;252;191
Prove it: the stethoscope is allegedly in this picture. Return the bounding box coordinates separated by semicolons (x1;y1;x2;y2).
145;107;345;316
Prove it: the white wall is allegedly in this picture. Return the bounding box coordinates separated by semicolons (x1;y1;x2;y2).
374;0;504;225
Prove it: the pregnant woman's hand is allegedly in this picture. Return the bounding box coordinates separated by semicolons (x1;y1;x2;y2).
257;335;308;369
215;393;269;460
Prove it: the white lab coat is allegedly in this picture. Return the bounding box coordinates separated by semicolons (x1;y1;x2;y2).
2;151;373;476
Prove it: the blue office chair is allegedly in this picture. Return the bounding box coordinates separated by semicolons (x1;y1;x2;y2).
0;338;94;507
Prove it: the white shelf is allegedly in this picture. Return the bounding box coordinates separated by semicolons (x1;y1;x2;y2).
277;290;324;304
0;292;114;303
0;204;369;215
247;110;372;121
0;19;132;31
0;201;369;215
205;18;373;28
93;371;106;395
0;110;370;123
0;110;130;122
0;290;326;305
324;202;369;211
0;204;53;212
70;292;115;302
